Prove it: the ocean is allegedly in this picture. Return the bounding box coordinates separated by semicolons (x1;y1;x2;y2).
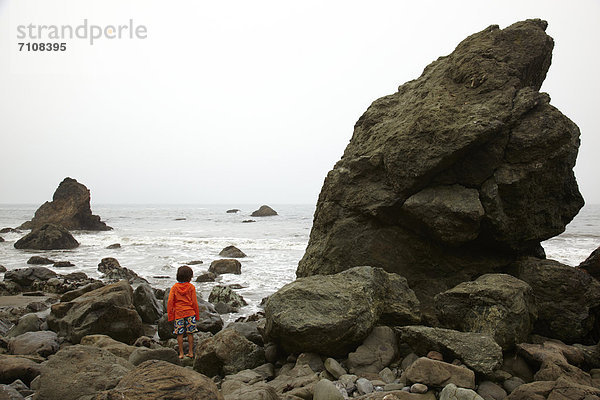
0;203;598;323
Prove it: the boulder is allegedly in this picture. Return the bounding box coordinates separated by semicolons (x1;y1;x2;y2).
219;245;247;258
579;245;600;281
347;326;397;375
0;265;6;273
398;326;502;376
224;383;279;400
53;261;74;268
14;224;79;250
439;384;484;400
506;376;600;399
314;379;345;400
405;357;475;389
296;353;325;374
251;205;278;217
226;209;240;213
18;177;111;231
8;331;59;357
35;345;133;400
517;341;591;385
264;266;420;356
93;360;223;400
6;314;43;338
106;243;121;249
0;356;41;385
477;381;507;400
98;257;148;284
47;280;144;344
266;364;320;396
80;334;138;359
209;259;242;275
296;20;584;319
434;274;537;350
0;237;4;242
193;329;265;377
26;256;54;265
133;283;163;323
225;321;264;346
509;257;600;344
208;285;247;314
196;272;217;282
3;267;57;288
60;281;105;302
128;347;179;366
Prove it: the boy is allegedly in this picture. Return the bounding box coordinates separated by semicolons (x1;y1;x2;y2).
167;265;200;359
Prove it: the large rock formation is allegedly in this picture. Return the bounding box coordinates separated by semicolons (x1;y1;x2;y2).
19;177;111;231
14;224;79;250
297;20;584;316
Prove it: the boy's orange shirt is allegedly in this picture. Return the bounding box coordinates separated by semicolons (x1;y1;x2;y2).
167;282;200;321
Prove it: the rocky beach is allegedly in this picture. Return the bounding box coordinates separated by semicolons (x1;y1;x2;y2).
2;19;600;400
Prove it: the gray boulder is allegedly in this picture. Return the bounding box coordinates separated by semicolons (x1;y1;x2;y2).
209;285;247;314
251;205;278;217
80;334;138;359
440;384;484;400
133;283;163;323
265;266;420;356
219;245;247;258
14;224;79;250
296;20;584;319
35;345;133;400
405;358;475;389
0;356;41;385
26;256;55;265
128;347;179;366
347;326;397;375
6;314;43;338
193;329;265;377
510;257;600;344
435;274;537;349
8;331;59;357
209;259;242;275
397;326;502;375
47;280;144;344
4;267;57;288
97;257;148;284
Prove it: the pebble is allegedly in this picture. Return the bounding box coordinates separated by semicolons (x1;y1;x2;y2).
356;378;374;395
410;383;428;394
379;367;396;383
324;358;347;379
503;376;526;394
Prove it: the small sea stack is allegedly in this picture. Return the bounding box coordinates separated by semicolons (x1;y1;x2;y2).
251;205;278;217
19;177;111;231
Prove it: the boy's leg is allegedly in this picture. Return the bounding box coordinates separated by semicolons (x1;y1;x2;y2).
187;333;194;357
177;334;185;358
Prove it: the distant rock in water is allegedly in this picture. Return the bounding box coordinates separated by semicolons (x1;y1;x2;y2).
251;205;278;217
297;20;584;318
14;224;79;250
0;236;4;243
27;256;55;265
242;220;256;223
226;209;240;213
106;243;121;249
219;245;247;258
19;177;111;231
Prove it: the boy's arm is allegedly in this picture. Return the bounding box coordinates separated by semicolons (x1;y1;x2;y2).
167;287;175;321
192;288;200;320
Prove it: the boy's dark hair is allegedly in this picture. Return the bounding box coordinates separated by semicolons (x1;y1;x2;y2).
176;266;193;282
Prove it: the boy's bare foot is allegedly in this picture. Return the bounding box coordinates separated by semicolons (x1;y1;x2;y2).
179;354;185;359
186;353;194;358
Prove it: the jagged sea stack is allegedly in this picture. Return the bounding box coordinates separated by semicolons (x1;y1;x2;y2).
297;20;584;316
19;177;111;231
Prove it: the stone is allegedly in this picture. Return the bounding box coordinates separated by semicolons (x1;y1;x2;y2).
380;367;396;384
348;326;397;375
0;265;6;273
296;20;584;320
14;223;79;250
4;267;58;288
8;379;32;398
18;177;111;231
98;257;148;284
26;256;54;265
435;274;536;350
506;376;600;399
357;377;374;395
267;364;319;396
0;228;18;233
224;383;279;400
242;220;255;223
128;347;179;366
196;272;217;282
509;257;600;344
47;280;144;344
209;259;242;275
314;379;345;400
53;261;74;268
106;243;121;249
193;329;265;377
251;205;278;217
0;356;41;385
219;245;247;258
208;285;247;314
92;360;223;400
35;345;133;400
404;357;475;389
133;283;163;323
5;314;42;338
225;321;264;346
8;331;59;357
410;383;428;394
60;281;105;302
477;381;507;400
579;246;600;280
226;209;240;213
503;377;526;394
265;266;420;356
439;383;484;400
0;385;24;400
324;358;347;379
296;352;325;373
80;334;138;359
427;351;444;362
397;326;502;375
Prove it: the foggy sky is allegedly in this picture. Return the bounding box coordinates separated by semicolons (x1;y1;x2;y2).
1;0;599;205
